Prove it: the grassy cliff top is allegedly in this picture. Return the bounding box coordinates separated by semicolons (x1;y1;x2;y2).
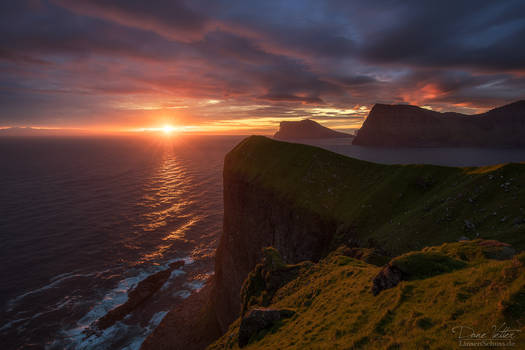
225;136;525;255
209;240;525;349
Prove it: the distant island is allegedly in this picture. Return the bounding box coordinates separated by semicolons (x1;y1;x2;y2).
353;100;525;147
274;119;353;140
0;127;92;137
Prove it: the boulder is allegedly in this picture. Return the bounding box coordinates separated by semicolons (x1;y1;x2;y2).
372;265;403;296
94;260;185;330
238;308;295;347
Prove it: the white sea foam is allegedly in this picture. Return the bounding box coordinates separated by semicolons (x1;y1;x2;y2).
184;280;205;292
6;271;98;312
172;290;191;299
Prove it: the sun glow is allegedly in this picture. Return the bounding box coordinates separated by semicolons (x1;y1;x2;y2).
162;125;176;134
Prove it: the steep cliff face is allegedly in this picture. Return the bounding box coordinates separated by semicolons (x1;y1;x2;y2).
353;101;525;147
212;170;338;331
274;119;352;140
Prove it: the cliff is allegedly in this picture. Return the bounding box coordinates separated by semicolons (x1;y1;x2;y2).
273;119;352;140
143;136;525;349
353;100;525;147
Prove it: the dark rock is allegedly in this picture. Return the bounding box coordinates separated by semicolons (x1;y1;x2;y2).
94;260;184;331
274;119;353;140
479;240;516;260
372;265;403;295
241;248;306;315
353;101;525;147
464;220;476;232
341;247;389;266
140;280;222;350
238;308;295;347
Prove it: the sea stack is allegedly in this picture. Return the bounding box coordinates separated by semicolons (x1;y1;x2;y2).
274;119;353;140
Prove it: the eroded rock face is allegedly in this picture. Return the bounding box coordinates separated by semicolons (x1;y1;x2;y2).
353;101;525;147
372;265;403;295
238;308;295;347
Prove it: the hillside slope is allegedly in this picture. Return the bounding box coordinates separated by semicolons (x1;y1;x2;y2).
209;241;525;349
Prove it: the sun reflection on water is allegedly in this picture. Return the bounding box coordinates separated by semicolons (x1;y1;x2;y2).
136;143;202;262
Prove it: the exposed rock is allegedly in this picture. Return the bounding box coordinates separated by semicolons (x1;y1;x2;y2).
94;260;184;331
479;240;516;260
341;246;389;266
353;101;525;147
372;265;403;295
238;308;295;347
274;119;353;140
241;247;307;315
464;220;476;232
140;280;222;350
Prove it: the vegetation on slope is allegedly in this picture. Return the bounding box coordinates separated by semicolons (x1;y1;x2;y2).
225;136;525;255
209;241;525;349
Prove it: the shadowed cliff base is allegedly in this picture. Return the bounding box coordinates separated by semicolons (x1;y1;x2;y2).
142;136;525;350
353;100;525;147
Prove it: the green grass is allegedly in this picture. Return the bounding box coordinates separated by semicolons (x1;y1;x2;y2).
225;136;525;255
209;242;525;349
210;136;525;349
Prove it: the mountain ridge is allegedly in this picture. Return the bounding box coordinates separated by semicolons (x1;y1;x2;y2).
353;100;525;147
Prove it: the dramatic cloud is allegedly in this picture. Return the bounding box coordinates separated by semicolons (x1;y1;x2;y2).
0;0;524;131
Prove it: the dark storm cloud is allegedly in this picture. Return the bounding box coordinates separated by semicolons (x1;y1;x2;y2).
54;0;210;41
353;0;525;71
0;0;524;127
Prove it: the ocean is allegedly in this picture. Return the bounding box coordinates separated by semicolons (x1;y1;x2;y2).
2;134;525;350
0;135;244;350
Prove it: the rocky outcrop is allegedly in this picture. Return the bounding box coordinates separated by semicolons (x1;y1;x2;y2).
353;100;525;147
94;261;184;331
274;119;352;139
240;247;309;315
372;264;403;295
140;280;222;350
238;308;295;347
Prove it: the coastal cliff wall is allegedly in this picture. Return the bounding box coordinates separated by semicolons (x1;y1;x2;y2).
212;170;338;331
142;136;525;350
353;101;525;147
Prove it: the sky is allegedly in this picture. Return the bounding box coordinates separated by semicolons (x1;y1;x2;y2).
1;0;525;134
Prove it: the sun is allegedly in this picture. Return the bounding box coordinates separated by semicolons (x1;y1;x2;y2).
162;125;176;134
